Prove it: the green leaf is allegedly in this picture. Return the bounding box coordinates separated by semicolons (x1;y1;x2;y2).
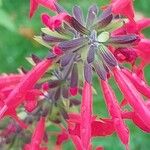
0;9;16;32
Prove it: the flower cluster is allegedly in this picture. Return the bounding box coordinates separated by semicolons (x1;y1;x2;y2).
0;0;150;149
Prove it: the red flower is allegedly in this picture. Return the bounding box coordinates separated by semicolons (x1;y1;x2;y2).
113;18;150;35
135;38;150;68
113;67;150;128
24;117;47;150
80;81;92;149
111;0;134;22
0;59;53;123
24;89;43;112
122;68;150;98
41;13;68;30
30;0;57;18
101;80;129;148
0;74;23;91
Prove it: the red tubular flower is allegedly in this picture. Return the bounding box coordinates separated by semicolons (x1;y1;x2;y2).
24;117;47;150
30;0;57;18
122;69;150;98
118;18;150;35
111;0;134;21
24;89;43;112
122;111;150;133
0;74;23;91
70;135;83;150
113;67;150;128
101;80;129;148
0;59;53;120
135;38;150;67
68;114;115;137
80;81;92;149
41;13;68;30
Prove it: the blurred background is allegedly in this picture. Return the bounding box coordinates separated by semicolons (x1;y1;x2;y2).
0;0;150;149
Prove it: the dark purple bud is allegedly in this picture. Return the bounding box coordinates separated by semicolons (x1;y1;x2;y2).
70;63;78;88
62;59;74;79
58;37;88;51
55;26;73;37
65;16;90;35
48;80;61;89
41;108;49;117
96;6;113;28
99;44;118;67
31;54;41;64
60;52;74;67
42;33;66;43
109;34;140;45
93;61;107;80
69;98;81;107
87;45;96;63
62;86;69;98
73;6;84;25
47;52;57;59
60;107;69;119
86;5;98;27
84;63;93;84
54;2;66;13
54;87;61;101
20;67;28;74
64;23;76;35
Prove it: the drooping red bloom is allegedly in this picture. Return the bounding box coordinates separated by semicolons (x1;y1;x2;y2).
0;59;53;122
113;67;150;128
24;117;47;150
122;111;150;133
122;68;150;98
101;80;129;148
41;13;68;30
80;81;92;149
30;0;57;18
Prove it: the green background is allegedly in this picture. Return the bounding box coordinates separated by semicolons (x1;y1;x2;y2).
0;0;150;149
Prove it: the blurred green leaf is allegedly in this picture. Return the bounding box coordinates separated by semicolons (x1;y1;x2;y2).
0;9;16;32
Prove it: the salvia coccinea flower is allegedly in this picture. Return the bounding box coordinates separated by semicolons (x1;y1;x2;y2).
24;117;47;150
110;0;135;22
30;0;57;18
0;74;23;91
122;68;150;98
122;111;150;133
113;18;150;36
101;80;129;149
113;67;150;128
2;0;150;149
80;81;92;149
0;59;53;124
41;12;68;30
